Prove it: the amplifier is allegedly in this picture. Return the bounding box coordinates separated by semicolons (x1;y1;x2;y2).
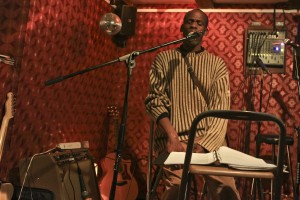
19;148;101;200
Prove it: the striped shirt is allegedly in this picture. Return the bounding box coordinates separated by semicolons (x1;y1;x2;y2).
145;47;230;152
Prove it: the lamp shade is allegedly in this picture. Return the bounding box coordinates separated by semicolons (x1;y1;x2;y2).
99;13;122;36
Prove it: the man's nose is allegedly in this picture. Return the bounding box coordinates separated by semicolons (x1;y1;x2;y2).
189;23;200;31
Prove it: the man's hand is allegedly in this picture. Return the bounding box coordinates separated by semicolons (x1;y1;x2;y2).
166;136;207;153
157;117;185;153
193;143;206;153
166;136;185;153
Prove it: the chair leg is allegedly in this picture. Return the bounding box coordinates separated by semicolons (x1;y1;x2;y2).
185;173;199;200
271;145;295;199
190;175;198;199
257;179;264;200
270;179;273;200
149;167;163;200
200;181;210;200
186;174;192;200
286;146;296;199
254;138;266;199
250;178;255;199
250;178;264;200
147;120;155;200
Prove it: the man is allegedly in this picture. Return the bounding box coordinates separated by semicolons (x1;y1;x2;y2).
145;9;241;200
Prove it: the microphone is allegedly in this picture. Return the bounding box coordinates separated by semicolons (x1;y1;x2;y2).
186;31;203;39
71;150;90;199
284;38;300;48
77;166;90;199
255;56;271;75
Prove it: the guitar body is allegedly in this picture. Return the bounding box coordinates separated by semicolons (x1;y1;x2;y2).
100;153;138;200
0;183;14;200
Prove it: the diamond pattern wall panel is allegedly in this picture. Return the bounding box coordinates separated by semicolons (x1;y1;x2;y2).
0;1;299;198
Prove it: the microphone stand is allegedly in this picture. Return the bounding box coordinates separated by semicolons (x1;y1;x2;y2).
292;46;300;101
251;72;265;200
44;32;200;200
292;45;300;200
296;126;300;200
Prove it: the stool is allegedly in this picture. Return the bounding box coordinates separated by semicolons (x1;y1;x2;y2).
257;134;295;197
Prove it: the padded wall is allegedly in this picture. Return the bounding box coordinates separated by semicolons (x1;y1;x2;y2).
0;0;299;198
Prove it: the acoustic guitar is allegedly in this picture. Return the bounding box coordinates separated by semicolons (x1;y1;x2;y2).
100;105;138;200
0;92;14;200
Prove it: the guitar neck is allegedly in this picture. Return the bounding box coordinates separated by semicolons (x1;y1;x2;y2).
113;118;119;151
0;118;9;161
107;105;120;153
0;92;14;163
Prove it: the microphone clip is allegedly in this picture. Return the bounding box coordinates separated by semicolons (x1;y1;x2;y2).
284;38;300;49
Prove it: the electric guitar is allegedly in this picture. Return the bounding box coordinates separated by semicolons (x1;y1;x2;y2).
0;92;15;200
100;105;138;200
0;183;14;200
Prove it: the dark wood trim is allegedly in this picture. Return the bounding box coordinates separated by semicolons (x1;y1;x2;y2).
195;0;214;8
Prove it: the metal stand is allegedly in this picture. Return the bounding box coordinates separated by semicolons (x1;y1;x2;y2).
292;44;300;200
146;120;154;200
295;126;300;200
252;73;265;200
109;53;136;200
44;32;201;200
292;46;300;101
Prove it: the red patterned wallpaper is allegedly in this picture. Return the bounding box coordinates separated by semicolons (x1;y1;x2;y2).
0;0;299;198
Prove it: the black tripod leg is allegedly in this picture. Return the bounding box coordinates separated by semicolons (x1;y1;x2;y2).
149;167;163;200
295;127;300;200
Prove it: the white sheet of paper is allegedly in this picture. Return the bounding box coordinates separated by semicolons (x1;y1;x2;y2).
164;152;215;165
163;146;276;170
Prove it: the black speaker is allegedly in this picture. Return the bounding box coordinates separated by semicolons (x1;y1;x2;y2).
115;5;137;36
18;149;100;200
288;0;300;8
12;186;54;200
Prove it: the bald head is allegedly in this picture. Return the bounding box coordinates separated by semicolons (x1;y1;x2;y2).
183;9;209;28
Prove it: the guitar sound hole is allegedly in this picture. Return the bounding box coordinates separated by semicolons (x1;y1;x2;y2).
116;181;128;186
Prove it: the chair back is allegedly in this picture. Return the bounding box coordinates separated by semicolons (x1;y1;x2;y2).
179;110;286;200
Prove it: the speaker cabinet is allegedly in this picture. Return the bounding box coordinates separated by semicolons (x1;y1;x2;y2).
19;149;100;200
12;186;54;200
115;5;137;36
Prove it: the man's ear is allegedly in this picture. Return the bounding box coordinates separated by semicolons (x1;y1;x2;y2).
203;28;209;35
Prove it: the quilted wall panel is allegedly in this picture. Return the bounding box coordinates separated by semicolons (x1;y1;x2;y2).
0;0;300;198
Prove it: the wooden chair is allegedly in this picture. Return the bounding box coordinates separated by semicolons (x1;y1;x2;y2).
179;110;286;200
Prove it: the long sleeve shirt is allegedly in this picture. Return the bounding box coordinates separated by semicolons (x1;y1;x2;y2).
145;48;230;152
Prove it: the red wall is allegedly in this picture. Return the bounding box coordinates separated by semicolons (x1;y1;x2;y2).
0;0;299;198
